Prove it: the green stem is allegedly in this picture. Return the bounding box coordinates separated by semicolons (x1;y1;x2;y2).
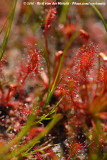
0;0;17;61
0;11;11;35
0;104;37;157
6;114;63;159
32;96;64;126
45;31;79;105
91;5;107;32
0;96;63;159
60;0;72;24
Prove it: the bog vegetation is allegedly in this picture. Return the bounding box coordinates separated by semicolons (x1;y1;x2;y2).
0;0;107;160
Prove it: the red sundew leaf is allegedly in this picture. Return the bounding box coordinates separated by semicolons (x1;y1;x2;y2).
16;47;41;86
46;148;58;160
103;125;107;132
34;147;45;160
28;48;41;74
67;142;81;159
54;50;63;61
96;112;107;120
44;6;57;32
53;50;63;83
73;43;98;83
99;66;107;88
99;52;107;61
16;61;28;84
79;29;89;40
26;127;44;141
99;137;105;148
60;24;77;39
55;70;80;111
80;51;92;70
7;102;30;112
13;121;21;132
0;57;5;73
64;43;98;86
24;36;36;47
58;70;79;97
5;83;17;102
35;151;44;160
79;50;96;75
103;69;107;85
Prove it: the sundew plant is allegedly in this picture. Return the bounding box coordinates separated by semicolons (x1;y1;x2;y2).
0;0;107;160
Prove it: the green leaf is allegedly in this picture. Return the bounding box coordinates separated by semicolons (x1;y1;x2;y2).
60;0;72;24
91;5;107;32
0;0;17;61
45;31;79;105
0;11;11;35
6;114;63;159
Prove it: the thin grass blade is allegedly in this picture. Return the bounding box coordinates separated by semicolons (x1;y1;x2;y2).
0;0;17;61
91;5;107;32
